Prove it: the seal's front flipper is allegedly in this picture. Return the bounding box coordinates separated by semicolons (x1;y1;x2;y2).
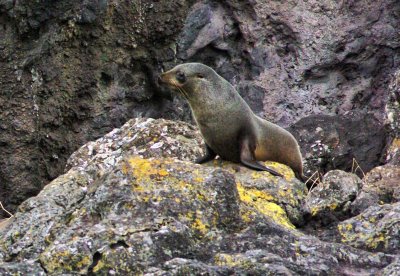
195;144;217;164
240;140;283;177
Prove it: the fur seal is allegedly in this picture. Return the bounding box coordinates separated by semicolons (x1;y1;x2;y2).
158;63;305;181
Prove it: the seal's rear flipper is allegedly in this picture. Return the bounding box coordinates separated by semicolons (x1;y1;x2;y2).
241;158;283;177
240;139;283;177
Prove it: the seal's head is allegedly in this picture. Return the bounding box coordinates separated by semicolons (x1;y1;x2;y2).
158;63;218;99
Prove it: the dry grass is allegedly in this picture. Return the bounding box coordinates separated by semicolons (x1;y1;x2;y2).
305;170;323;192
351;158;369;189
0;201;13;219
351;158;366;179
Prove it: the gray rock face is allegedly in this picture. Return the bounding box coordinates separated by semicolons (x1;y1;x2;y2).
306;170;362;223
351;164;400;215
0;119;399;275
0;0;399;229
338;202;400;254
178;0;399;178
289;115;388;177
0;0;194;214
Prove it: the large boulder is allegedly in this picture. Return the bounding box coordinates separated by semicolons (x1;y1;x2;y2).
0;118;398;275
1;0;399;230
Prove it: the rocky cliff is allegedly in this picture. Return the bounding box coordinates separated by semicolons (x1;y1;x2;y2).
0;118;399;275
1;0;399;215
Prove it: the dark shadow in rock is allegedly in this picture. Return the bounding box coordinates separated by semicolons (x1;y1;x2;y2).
289;114;389;178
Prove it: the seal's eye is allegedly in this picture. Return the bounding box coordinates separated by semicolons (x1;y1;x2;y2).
176;71;186;83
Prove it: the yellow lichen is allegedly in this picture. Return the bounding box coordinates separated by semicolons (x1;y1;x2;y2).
214;253;236;266
41;250;74;272
237;182;295;229
237;183;274;202
158;169;169;177
329;202;338;211
261;161;295;181
127;156;169;181
76;256;91;270
389;138;400;150
310;201;339;216
192;218;208;235
278;188;298;206
92;259;105;273
310;207;319;216
338;222;387;250
178;210;213;237
121;162;129;175
214;253;252;268
366;234;386;249
193;169;205;182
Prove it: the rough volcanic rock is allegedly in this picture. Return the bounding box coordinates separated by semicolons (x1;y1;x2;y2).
289;115;388;177
65;117;204;172
338;202;400;254
177;0;399;176
0;260;45;276
1;0;400;220
385;69;400;166
0;0;195;214
305;170;362;224
351;165;400;215
0;118;398;275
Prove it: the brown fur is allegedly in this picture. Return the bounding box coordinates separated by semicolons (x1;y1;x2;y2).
159;63;304;181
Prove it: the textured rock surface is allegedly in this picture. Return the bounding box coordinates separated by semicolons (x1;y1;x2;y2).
1;0;400;214
338;203;400;254
0;0;194;214
0;119;399;275
351;165;400;215
289;115;388;177
178;0;400;175
305;170;362;223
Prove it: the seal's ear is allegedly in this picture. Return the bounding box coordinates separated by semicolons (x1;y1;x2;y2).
196;73;205;79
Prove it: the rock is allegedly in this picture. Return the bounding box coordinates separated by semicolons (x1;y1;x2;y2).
176;0;398;177
351;165;400;214
386;69;400;139
0;260;45;275
305;170;362;224
385;69;400;166
385;138;400;166
289;115;388;177
381;258;400;276
65;117;204;172
1;0;399;230
338;202;400;254
0;118;398;275
0;0;194;214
